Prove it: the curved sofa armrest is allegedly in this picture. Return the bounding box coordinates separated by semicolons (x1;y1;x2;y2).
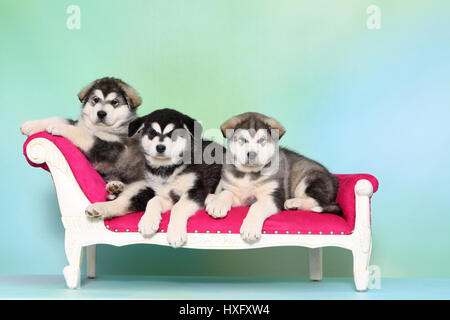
24;133;109;233
334;174;379;229
23;132;108;204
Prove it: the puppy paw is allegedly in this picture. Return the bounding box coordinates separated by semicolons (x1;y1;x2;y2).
206;196;231;219
167;223;187;248
138;213;161;237
311;206;323;213
240;217;263;242
204;194;217;207
284;198;302;210
46;124;66;137
85;202;112;219
106;181;125;195
20;120;45;136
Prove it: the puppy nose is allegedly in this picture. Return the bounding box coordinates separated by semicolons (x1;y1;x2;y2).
247;151;257;160
156;144;166;153
97;110;107;119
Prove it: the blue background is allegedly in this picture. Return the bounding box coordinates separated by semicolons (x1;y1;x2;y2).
0;0;449;279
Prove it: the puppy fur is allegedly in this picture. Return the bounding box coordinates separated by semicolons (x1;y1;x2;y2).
206;112;341;242
20;77;154;218
129;108;224;247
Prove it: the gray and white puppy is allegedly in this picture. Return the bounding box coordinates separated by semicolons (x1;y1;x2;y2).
20;77;154;218
128;108;224;247
205;112;340;242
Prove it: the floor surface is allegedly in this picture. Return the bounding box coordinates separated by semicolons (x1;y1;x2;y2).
1;275;449;300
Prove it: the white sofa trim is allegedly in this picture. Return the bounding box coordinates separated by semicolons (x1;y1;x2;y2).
26;137;374;291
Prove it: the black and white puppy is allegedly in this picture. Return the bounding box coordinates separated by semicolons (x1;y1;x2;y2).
20;77;154;218
128;108;224;247
206;112;341;242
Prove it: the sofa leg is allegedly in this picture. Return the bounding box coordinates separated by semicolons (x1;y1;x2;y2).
352;248;370;291
308;248;323;281
63;235;83;289
353;179;374;291
86;245;96;279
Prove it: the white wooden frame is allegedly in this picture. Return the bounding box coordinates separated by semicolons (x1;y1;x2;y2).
26;138;374;291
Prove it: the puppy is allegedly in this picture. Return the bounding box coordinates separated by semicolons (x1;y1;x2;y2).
20;77;154;218
205;112;341;242
128;108;224;247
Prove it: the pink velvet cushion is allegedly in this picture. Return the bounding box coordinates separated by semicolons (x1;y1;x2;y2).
104;208;354;235
23;133;379;235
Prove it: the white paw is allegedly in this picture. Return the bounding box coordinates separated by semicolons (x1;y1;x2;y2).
240;217;263;242
206;197;231;219
167;223;187;248
284;198;302;210
138;213;161;237
20;120;44;136
85;202;112;219
311;206;323;213
204;193;217;207
46;124;65;137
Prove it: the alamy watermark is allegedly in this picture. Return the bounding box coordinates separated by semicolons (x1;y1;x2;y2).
66;5;81;30
149;122;281;175
65;5;381;31
368;265;381;289
366;5;381;30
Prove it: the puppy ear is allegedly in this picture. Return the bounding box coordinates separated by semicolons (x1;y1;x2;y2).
221;112;286;139
181;114;201;137
264;117;286;139
77;80;97;103
220;113;249;137
116;80;142;109
128;117;146;137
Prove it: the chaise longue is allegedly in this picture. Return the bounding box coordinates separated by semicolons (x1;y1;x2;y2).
23;132;379;291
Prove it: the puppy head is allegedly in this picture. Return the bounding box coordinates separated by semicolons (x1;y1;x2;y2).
129;108;201;167
221;112;285;172
78;77;142;132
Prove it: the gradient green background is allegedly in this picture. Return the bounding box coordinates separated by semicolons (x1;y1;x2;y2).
1;0;449;279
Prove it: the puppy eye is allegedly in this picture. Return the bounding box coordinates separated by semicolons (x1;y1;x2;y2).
171;131;181;140
92;96;100;104
257;137;267;145
238;137;247;145
111;99;119;106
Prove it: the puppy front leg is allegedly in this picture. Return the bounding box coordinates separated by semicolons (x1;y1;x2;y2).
138;196;172;237
21;117;70;136
240;197;279;242
167;195;201;247
45;124;94;153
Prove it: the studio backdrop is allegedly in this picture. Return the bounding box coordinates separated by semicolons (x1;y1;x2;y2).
0;0;449;278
